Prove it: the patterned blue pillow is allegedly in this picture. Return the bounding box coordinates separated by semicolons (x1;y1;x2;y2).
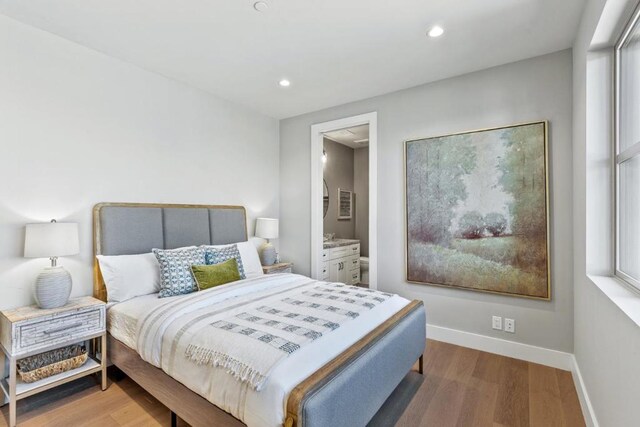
203;244;246;279
153;246;206;298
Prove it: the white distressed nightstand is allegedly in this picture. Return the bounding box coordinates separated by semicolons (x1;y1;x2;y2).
262;262;293;275
0;296;106;427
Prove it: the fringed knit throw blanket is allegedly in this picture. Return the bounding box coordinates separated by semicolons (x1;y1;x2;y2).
184;282;392;391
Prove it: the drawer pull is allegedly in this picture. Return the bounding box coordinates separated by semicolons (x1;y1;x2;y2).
43;322;83;335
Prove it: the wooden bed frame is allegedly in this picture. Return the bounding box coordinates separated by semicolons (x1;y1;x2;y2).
93;202;425;427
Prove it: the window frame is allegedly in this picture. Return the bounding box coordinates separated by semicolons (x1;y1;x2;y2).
614;2;640;290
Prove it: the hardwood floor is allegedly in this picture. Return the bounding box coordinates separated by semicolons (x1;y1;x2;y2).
0;340;585;427
388;340;585;427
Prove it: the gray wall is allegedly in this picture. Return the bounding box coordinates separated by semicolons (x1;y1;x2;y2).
573;0;640;425
323;138;355;238
0;15;279;309
281;49;574;352
354;148;369;257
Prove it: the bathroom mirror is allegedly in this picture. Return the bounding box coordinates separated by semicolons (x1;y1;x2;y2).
323;179;329;218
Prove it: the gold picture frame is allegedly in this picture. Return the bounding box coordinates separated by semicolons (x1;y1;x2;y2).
404;121;550;300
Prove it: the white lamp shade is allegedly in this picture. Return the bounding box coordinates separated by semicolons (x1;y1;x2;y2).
24;222;80;258
255;218;279;240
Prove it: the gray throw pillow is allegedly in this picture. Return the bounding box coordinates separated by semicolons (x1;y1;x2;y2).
153;246;206;298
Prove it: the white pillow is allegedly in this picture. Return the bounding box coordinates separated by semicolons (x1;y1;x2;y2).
97;252;161;302
202;241;264;279
236;240;264;278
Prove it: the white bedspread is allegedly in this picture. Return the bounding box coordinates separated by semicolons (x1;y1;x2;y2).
107;274;409;427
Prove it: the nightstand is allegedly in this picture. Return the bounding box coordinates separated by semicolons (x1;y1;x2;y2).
262;262;293;275
0;296;106;427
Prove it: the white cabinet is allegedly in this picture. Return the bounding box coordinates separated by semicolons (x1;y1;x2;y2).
329;259;350;284
324;243;360;285
321;262;330;280
347;255;360;285
322;249;330;264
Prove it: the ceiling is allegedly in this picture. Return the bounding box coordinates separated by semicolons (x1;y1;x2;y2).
0;0;585;119
324;125;369;149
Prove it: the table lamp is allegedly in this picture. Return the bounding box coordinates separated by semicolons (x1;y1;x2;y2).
24;220;80;309
255;218;278;266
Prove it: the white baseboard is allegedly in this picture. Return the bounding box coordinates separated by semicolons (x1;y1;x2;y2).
570;355;599;427
426;324;573;370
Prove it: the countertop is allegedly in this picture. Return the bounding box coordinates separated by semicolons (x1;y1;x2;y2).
323;239;360;249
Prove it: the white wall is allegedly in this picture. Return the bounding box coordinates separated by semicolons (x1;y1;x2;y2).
573;0;640;425
281;50;574;352
0;15;280;310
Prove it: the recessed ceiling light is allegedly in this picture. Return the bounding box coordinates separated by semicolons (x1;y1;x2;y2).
427;26;444;38
253;1;268;12
279;79;291;87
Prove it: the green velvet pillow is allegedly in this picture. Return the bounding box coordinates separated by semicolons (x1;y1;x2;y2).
191;258;241;290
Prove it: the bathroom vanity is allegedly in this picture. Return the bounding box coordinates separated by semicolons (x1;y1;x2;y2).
322;239;361;285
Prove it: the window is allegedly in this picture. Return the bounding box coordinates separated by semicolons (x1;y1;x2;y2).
615;5;640;290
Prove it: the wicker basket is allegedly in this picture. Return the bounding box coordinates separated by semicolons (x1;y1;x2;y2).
17;344;88;383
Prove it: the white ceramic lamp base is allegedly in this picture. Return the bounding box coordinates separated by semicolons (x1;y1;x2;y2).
260;242;277;266
35;266;72;309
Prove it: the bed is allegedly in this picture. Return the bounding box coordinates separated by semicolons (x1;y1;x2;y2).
93;202;426;427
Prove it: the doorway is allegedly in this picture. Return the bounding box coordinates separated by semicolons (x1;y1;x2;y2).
310;112;378;289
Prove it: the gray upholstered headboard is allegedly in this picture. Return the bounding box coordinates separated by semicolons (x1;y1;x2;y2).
92;202;247;301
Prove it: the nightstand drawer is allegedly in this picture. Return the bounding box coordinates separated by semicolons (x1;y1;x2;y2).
15;307;105;355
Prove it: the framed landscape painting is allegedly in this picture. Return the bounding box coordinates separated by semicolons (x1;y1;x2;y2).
404;121;550;300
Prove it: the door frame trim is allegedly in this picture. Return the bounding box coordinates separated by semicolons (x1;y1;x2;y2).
310;112;378;289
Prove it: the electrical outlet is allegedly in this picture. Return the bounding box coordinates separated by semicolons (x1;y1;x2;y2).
504;318;515;333
492;316;502;330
